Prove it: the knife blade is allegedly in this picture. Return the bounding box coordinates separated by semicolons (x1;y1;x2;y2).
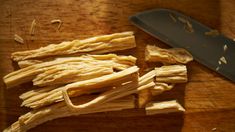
129;8;235;82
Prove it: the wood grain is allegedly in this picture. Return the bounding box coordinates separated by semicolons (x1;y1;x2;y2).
1;0;235;131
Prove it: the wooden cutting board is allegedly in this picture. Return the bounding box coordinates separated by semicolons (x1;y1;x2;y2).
1;0;235;131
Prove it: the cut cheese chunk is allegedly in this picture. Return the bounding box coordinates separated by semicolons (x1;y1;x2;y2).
145;100;185;115
145;45;193;64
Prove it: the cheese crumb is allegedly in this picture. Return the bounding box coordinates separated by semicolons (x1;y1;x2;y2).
178;17;194;33
169;13;177;22
220;56;227;64
212;127;217;131
204;30;219;36
178;17;187;23
223;44;227;52
14;34;24;44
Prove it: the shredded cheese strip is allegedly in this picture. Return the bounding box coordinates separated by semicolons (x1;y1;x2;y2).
18;60;44;68
38;64;112;86
4;96;135;132
17;53;136;68
177;17;187;23
11;31;136;61
29;19;36;35
155;65;188;83
4;54;136;88
33;64;114;87
145;45;193;64
145;100;185;115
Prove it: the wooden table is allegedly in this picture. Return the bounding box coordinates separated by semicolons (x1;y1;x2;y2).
1;0;235;131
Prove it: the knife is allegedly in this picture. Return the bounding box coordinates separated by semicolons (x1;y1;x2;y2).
129;8;235;82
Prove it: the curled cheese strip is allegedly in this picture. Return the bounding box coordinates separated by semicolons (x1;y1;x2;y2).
51;19;62;30
18;60;43;68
